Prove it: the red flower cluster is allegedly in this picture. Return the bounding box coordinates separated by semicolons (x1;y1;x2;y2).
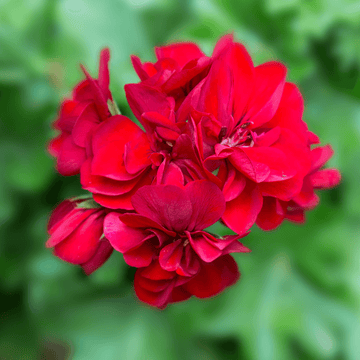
47;34;340;308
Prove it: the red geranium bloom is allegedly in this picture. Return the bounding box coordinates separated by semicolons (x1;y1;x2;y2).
256;144;341;230
48;49;114;176
46;198;113;275
104;180;250;308
177;35;314;234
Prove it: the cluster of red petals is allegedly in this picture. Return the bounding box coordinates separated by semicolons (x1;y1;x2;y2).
124;34;341;233
104;181;249;308
47;34;341;308
46;198;114;275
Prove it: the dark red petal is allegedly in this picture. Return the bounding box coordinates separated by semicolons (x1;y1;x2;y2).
184;255;239;298
103;212;148;253
246;62;287;129
256;197;286;231
140;260;176;280
185;180;225;231
123;241;154;268
310;169;341;189
159;240;184;271
155;42;205;67
120;213;172;234
134;272;174;308
48;199;76;232
53;211;104;264
46;209;97;247
57;136;86;176
169;286;192;304
131;185;192;232
82;239;113;275
222;181;263;235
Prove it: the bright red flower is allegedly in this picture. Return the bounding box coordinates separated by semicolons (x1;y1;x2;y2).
104;180;250;308
48;49;114;176
256;144;341;230
46;198;113;275
176;35;315;234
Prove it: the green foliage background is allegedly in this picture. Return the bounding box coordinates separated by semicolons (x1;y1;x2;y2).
1;0;360;359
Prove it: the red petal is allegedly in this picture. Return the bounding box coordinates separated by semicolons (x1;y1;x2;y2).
222;164;246;202
72;103;100;147
48;199;75;232
246;62;287;129
155;42;205;68
264;83;308;144
103;212;148;253
161;162;185;187
82;239;113;275
233;146;296;183
188;232;223;263
131;185;192;232
98;48;110;93
47;209;97;248
54;211;104;264
310;169;341;189
185;180;225;231
259;174;303;201
92;115;143;154
125;83;172;122
123;241;154;268
159;240;184;271
93;173;153;210
124;132;152;174
311;145;334;172
256;197;286;231
184;255;239;298
81;159;141;196
222;181;263;234
140;260;176;280
57;136;86;176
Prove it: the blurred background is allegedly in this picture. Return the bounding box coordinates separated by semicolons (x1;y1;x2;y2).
1;0;360;359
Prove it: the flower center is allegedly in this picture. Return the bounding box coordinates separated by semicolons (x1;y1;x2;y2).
220;122;254;148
